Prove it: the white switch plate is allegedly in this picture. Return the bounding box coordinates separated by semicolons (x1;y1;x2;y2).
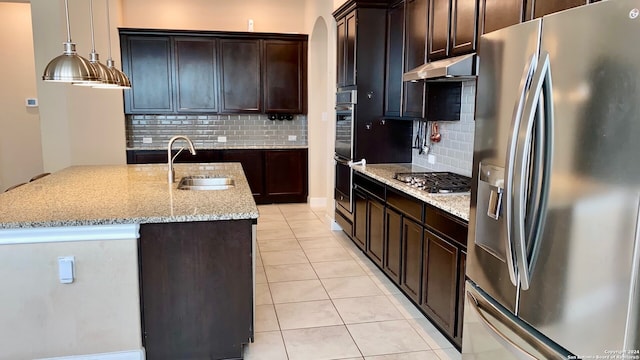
58;256;75;284
217;136;227;143
25;98;38;107
288;135;297;141
427;154;436;164
142;137;152;144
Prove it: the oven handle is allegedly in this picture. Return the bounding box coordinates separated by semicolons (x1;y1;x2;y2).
334;155;350;165
335;104;353;113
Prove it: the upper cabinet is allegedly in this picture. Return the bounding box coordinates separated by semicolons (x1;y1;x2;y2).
427;0;478;61
120;30;308;115
403;0;428;118
219;39;262;113
122;36;174;113
384;1;405;117
477;0;524;35
525;0;596;20
336;10;357;88
263;40;308;114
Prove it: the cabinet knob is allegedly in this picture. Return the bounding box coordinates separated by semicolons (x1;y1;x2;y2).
365;123;372;130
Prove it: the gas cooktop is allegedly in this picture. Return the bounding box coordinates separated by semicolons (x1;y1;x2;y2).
394;172;471;194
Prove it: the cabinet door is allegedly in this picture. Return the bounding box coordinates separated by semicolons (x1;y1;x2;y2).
526;0;589;20
384;1;405;117
174;37;218;112
422;230;459;336
450;0;478;56
353;189;367;250
401;217;424;303
454;250;466;347
345;10;358;87
264;149;308;203
263;40;306;114
222;149;265;200
477;0;524;35
122;36;173;113
219;39;262;113
384;207;402;283
367;198;385;266
336;17;347;88
403;0;428;118
428;0;452;61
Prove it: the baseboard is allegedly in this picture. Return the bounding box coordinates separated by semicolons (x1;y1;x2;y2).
36;349;145;360
309;197;327;208
330;218;343;231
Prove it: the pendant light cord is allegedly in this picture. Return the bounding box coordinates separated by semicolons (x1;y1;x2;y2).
64;0;72;42
106;0;113;60
89;0;96;52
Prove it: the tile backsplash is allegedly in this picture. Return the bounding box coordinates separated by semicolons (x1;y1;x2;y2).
126;114;308;149
412;80;476;177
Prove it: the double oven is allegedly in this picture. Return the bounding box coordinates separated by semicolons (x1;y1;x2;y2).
334;90;356;224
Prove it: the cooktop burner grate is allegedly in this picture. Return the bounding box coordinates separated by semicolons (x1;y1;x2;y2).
394;172;471;193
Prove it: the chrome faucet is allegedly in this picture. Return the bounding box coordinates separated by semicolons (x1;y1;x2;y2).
167;135;197;184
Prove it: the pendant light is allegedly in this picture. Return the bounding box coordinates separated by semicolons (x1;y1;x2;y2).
42;0;100;83
94;0;131;89
75;0;118;87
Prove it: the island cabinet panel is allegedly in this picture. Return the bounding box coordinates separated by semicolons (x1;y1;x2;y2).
400;217;424;303
477;0;524;35
219;39;262;113
384;207;403;283
139;220;253;360
174;38;218;112
223;149;265;200
421;230;459;336
263;40;307;114
122;36;174;113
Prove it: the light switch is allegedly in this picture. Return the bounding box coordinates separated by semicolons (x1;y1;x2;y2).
217;136;227;143
58;256;75;284
288;135;297;141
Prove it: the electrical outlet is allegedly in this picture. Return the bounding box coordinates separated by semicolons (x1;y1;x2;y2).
142;137;152;144
217;136;227;143
427;154;436;164
288;135;297;141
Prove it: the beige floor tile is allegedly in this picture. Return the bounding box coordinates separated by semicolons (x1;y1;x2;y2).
259;239;302;252
292;226;335;239
265;263;318;282
258;205;283;215
243;331;288;360
261;250;309;266
256;267;268;284
270;279;329;304
282;325;362;360
298;236;343;250
347;320;429;356
364;351;441;360
255;304;280;332
304;246;353;262
258;220;290;231
283;211;322;221
433;347;462;360
258;213;286;222
369;272;402;295
275;300;343;330
407;318;455;350
288;219;326;229
257;227;296;241
387;293;425;320
332;296;404;324
321;276;384;299
311;260;367;278
256;283;273;305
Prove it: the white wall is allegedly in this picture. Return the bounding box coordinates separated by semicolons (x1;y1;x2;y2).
0;3;44;191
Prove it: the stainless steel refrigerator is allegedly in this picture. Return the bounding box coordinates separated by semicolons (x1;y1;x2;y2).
464;1;640;358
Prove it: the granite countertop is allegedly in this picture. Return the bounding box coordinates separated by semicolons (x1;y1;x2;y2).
351;163;471;221
0;163;259;229
127;145;309;150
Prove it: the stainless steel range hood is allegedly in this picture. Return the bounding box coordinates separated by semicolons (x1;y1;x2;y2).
403;53;478;81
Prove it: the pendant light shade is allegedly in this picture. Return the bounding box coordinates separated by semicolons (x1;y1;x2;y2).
43;0;100;83
75;0;118;87
94;0;131;89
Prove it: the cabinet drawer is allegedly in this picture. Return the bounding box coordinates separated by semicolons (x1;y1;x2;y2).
353;173;385;201
425;206;468;247
387;189;423;223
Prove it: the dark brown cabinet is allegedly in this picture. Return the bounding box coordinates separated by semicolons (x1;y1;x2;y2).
264;149;308;203
403;0;428;118
477;0;524;35
428;0;478;61
367;198;385;266
222;149;264;199
139;220;253;360
174;38;218;112
401;217;424;303
353;188;367;250
384;1;405;117
526;0;592;20
422;230;459;336
263;40;307;114
454;250;466;347
219;39;262;113
336;10;358;88
384;207;403;283
122;36;174;113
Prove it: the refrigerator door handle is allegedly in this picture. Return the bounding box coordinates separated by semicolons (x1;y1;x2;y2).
514;51;554;291
505;53;538;287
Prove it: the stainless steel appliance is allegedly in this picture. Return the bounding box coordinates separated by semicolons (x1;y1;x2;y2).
465;1;640;358
394;172;471;193
335;90;357;218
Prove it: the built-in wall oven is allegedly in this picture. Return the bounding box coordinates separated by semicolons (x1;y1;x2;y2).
334;90;356;228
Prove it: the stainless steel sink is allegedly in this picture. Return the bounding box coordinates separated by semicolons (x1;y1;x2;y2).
177;175;235;190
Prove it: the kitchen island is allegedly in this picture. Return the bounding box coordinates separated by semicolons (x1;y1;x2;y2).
0;163;258;360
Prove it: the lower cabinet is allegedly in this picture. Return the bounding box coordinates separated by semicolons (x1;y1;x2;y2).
454;250;466;347
353;189;367;251
126;148;308;204
366;198;385;266
383;207;402;283
400;217;424;304
138;220;253;360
